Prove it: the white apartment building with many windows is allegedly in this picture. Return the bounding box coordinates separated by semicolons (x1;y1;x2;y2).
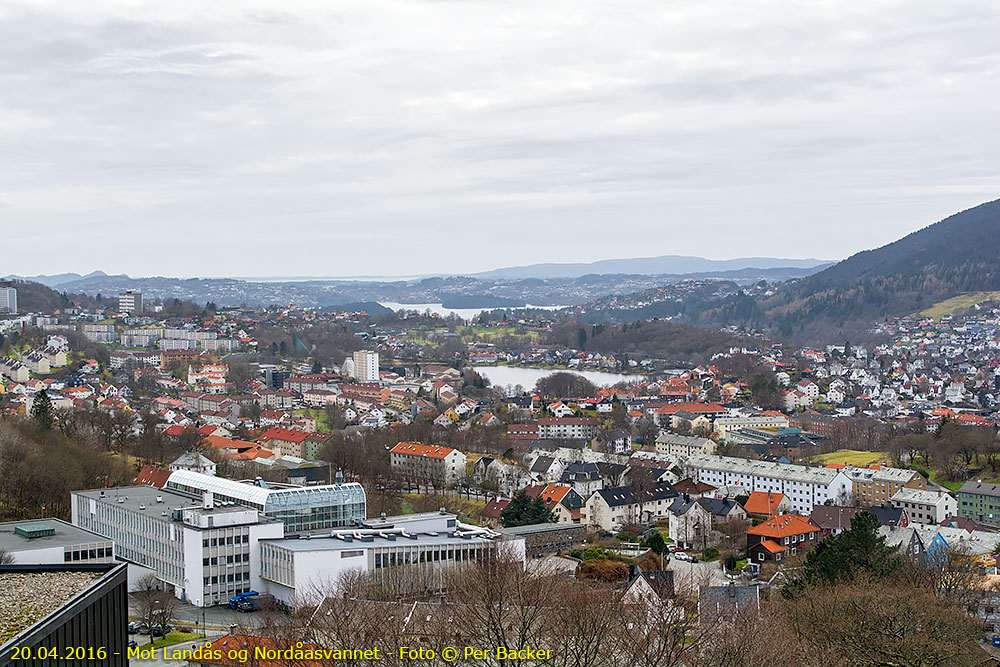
352;350;379;382
682;454;852;514
0;287;16;314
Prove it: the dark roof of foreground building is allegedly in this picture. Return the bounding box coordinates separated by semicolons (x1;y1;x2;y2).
698;583;759;625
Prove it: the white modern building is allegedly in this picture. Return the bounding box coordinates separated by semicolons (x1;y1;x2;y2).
891;488;957;525
352;350;379;382
0;518;114;565
682;454;852;514
164;470;367;533
258;512;521;607
81;323;117;343
0;287;16;314
71;485;284;606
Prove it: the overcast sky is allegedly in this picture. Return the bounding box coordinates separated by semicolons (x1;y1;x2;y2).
2;1;999;278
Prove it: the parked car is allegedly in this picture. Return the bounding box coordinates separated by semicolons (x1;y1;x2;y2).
137;624;150;635
127;621;141;634
675;552;699;563
127;640;137;650
151;624;171;637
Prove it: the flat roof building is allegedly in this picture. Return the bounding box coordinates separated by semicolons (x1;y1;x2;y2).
164;469;366;533
0;519;114;566
258;512;521;606
71;485;283;607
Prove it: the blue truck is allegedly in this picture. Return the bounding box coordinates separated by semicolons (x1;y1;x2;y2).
228;591;276;612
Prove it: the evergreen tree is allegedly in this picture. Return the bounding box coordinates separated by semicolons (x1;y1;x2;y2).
31;389;54;430
312;359;323;374
500;491;556;527
500;492;533;527
787;511;899;597
642;531;667;555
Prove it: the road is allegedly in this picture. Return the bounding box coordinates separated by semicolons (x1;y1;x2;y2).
127;594;266;664
128;594;264;632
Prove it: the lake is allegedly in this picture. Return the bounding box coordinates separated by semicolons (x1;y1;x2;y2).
472;365;647;391
379;302;564;320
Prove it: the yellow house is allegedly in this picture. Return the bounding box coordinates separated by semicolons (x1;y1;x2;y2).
445;408;461;422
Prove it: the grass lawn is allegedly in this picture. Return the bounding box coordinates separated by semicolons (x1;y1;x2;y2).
400;493;487;524
921;291;1000;319
812;449;888;467
292;408;330;432
142;631;202;649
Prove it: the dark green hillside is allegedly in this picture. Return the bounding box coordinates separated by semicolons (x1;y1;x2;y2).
702;198;1000;339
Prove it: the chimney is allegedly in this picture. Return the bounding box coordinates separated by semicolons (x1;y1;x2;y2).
203;491;214;510
440;507;446;515
336;471;344;485
728;581;736;598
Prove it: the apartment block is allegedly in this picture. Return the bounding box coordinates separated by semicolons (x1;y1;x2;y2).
842;466;927;508
682;454;852;514
390;442;467;485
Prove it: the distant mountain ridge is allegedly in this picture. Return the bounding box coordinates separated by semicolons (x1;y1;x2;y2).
473;255;833;280
2;271;110;287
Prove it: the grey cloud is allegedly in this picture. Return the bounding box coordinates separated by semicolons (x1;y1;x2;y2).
0;0;999;277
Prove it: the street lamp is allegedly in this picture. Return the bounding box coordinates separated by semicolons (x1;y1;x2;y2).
149;601;161;646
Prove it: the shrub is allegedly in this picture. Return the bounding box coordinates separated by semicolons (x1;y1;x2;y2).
701;547;719;561
577;559;629;583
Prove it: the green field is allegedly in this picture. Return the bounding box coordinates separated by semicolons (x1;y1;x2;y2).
812;450;888;467
921;292;1000;319
400;493;486;524
292;408;330;432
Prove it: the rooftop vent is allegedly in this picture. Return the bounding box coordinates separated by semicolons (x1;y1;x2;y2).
14;524;54;539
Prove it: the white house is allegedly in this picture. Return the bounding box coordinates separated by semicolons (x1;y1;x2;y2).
890;488;957;525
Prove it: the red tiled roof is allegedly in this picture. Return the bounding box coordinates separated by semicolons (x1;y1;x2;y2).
743;492;787;516
134;465;171;488
746;514;817;539
758;539;788;554
258;427;309;443
482;498;510;519
390;442;457;459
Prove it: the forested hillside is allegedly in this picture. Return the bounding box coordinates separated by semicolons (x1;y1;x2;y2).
700;198;1000;340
